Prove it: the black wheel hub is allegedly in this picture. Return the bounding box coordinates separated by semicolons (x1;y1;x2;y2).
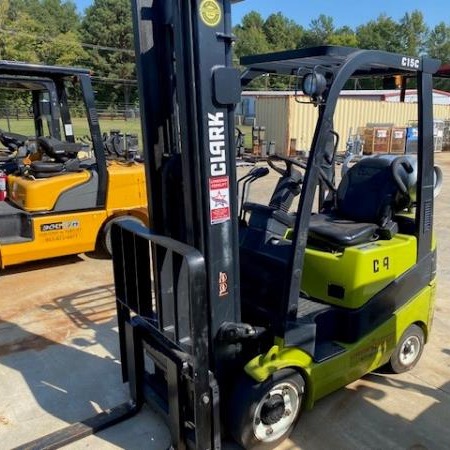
260;394;285;426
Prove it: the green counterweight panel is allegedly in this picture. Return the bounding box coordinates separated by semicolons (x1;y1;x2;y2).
301;234;417;309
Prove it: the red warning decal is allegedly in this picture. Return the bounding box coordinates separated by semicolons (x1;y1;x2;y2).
209;176;230;225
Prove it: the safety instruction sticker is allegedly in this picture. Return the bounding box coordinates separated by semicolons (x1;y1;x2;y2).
64;124;73;136
209;176;230;225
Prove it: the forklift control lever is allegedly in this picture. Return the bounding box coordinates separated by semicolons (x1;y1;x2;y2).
249;167;270;179
217;322;266;344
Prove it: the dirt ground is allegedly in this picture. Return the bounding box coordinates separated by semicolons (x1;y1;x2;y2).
0;153;450;449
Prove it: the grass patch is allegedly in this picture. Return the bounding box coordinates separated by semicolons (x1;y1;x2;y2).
0;117;143;142
0;117;254;152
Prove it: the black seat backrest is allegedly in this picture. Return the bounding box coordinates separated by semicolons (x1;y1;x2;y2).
38;137;82;160
0;131;28;150
336;156;410;226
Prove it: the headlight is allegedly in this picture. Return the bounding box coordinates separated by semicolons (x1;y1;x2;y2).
302;72;327;97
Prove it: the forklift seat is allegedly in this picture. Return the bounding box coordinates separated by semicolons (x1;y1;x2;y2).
28;137;82;178
308;156;411;249
29;158;80;178
0;130;28;150
38;136;82;161
308;214;378;248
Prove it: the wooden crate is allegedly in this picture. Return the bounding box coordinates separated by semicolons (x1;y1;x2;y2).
363;127;391;154
390;127;406;154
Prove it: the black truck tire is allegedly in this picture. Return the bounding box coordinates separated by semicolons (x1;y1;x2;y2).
388;324;425;374
100;215;145;257
228;368;304;450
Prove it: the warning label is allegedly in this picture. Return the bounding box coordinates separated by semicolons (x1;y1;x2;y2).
209;176;230;225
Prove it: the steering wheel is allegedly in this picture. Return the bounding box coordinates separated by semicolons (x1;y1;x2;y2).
268;154;339;193
267;154;307;177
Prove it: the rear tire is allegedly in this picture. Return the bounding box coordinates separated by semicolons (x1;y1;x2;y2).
228;369;304;450
100;215;145;257
388;324;424;374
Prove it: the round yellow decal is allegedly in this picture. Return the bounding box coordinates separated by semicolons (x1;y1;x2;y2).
199;0;222;27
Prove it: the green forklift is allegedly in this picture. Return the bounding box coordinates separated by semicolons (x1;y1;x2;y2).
110;1;441;448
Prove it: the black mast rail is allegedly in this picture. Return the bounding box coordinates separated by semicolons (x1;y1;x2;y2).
112;1;242;448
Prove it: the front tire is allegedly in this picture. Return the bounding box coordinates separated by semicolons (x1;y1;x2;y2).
99;215;145;257
228;368;304;449
388;324;425;374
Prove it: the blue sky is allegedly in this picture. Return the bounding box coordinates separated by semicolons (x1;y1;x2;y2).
75;0;446;29
231;0;445;29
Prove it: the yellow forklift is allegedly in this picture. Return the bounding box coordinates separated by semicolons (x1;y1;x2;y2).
0;61;147;268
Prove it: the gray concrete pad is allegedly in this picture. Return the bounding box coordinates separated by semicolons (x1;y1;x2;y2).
1;153;450;449
0;256;171;449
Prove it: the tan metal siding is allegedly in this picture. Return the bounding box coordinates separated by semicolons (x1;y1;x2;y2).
255;95;450;153
255;97;290;154
289;97;318;154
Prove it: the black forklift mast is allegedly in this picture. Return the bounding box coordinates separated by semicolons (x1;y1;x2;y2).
132;0;241;335
111;0;243;448
77;73;108;207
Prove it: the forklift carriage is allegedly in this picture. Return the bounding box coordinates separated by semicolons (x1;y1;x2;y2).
111;1;440;448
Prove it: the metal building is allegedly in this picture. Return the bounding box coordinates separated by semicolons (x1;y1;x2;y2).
241;91;450;155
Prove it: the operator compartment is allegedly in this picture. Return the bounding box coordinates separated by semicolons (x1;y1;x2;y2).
300;153;441;308
7;136;94;212
240;153;440;318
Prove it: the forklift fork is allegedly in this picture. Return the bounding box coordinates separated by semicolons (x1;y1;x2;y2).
112;220;221;449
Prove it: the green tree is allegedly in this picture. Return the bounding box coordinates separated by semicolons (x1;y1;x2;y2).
8;0;80;34
234;11;270;58
399;10;428;56
426;22;450;61
0;11;43;62
328;26;358;47
0;0;85;65
427;22;450;91
356;15;402;52
301;15;335;47
241;10;265;29
40;31;87;66
81;0;136;108
0;0;9;22
235;12;306;89
262;12;303;51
